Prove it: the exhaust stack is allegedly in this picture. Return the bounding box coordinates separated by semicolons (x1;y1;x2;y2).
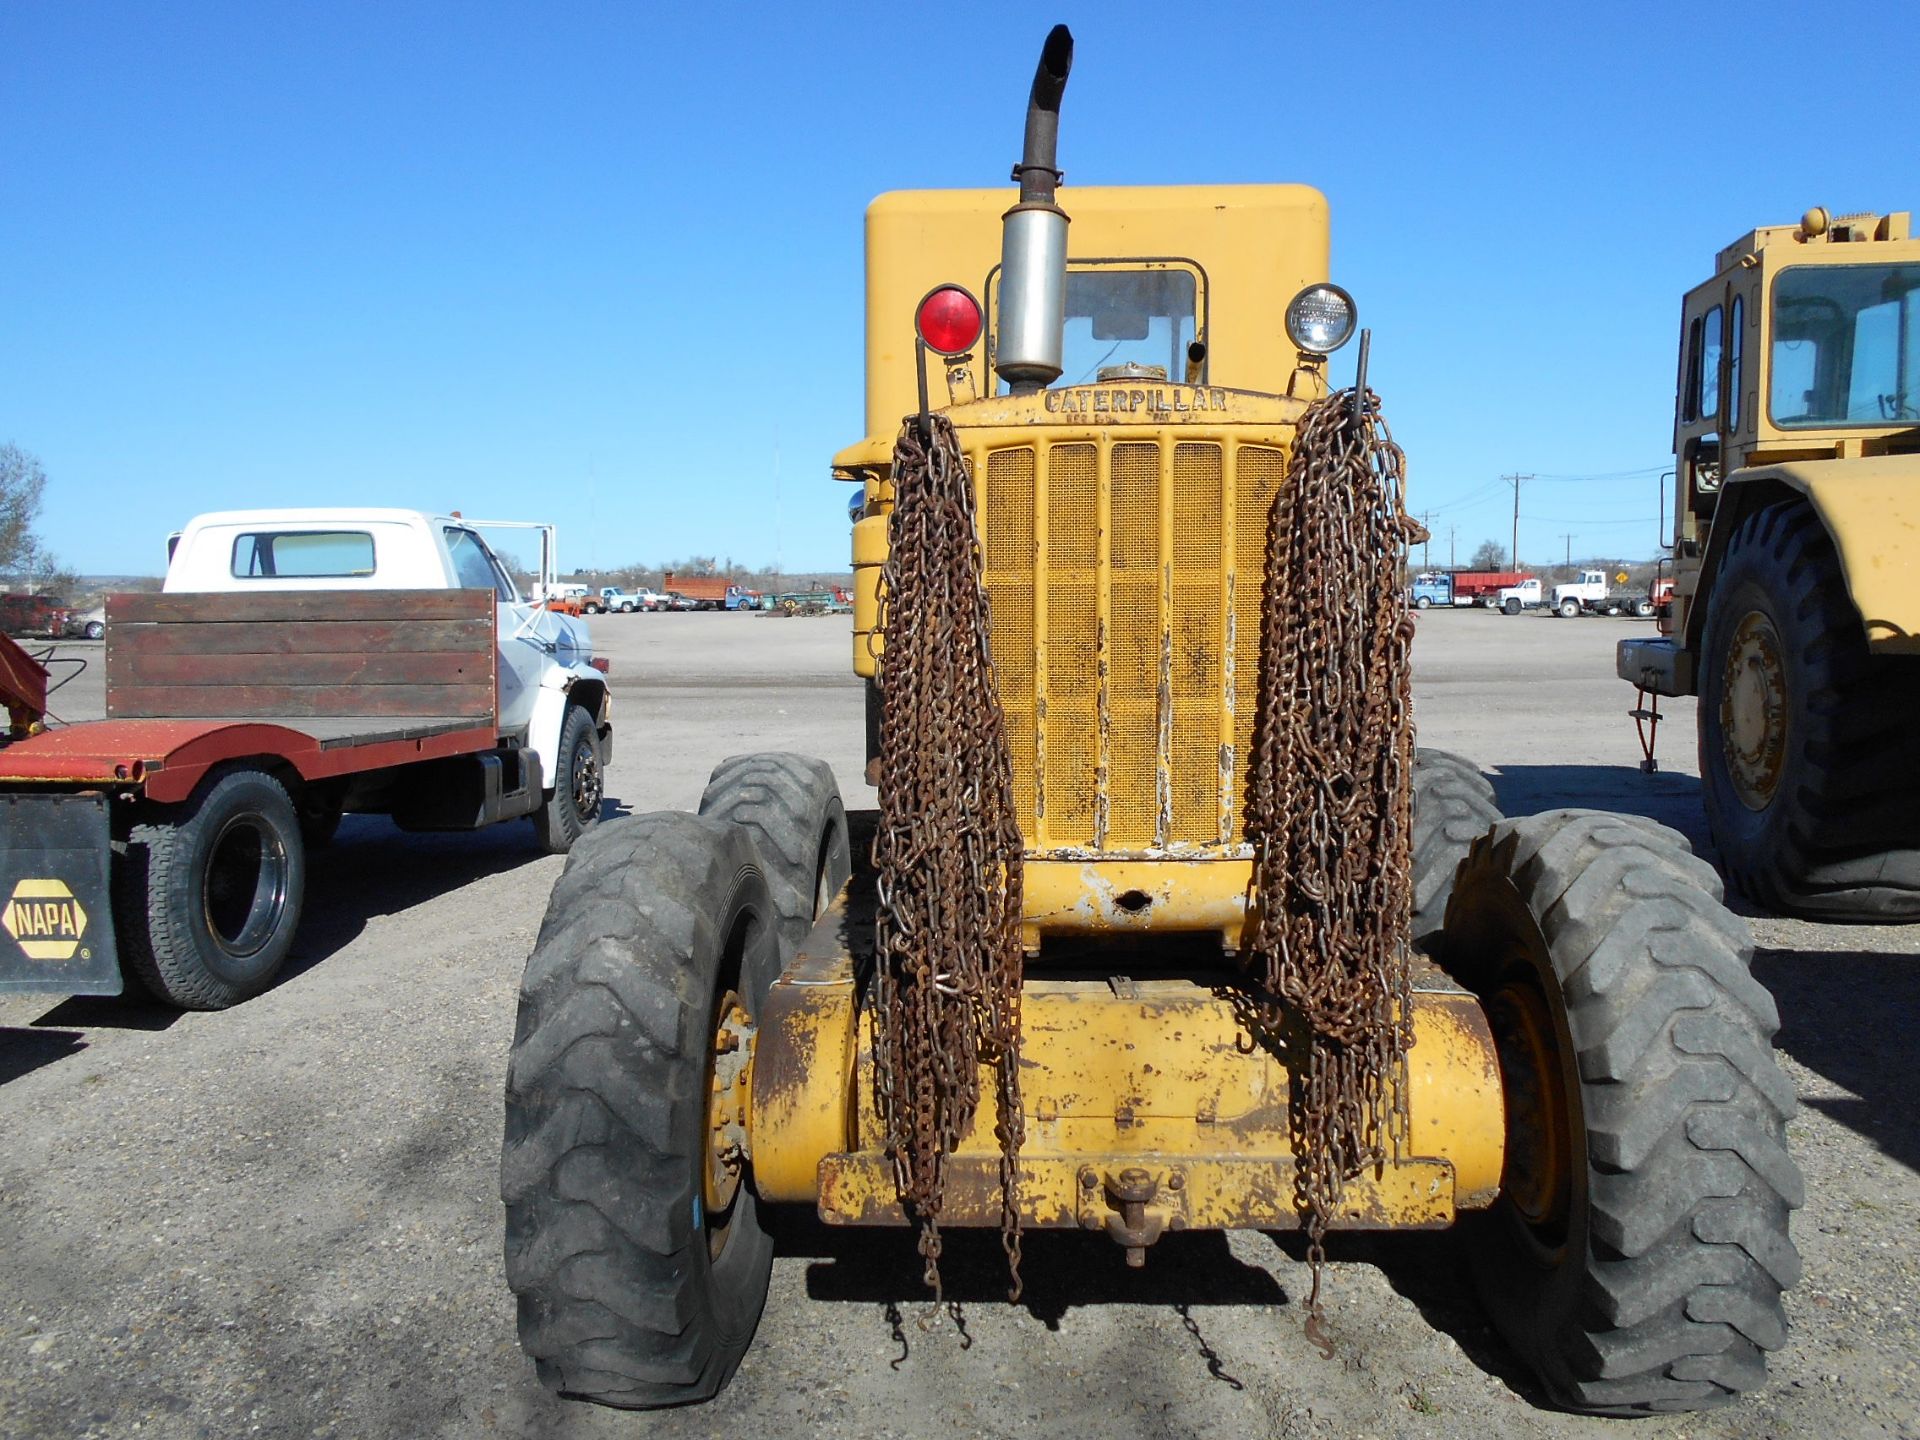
995;25;1073;395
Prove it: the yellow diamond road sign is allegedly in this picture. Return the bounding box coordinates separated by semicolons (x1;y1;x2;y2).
3;878;89;962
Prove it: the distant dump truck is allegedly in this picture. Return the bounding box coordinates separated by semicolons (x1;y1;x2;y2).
661;571;752;610
0;508;611;1008
1619;205;1920;918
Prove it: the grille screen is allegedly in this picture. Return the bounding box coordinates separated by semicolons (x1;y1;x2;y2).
977;435;1286;852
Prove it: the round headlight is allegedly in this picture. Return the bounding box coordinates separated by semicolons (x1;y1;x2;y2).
1285;283;1357;354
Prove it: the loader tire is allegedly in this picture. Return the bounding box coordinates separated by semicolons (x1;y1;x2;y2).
1700;500;1920;918
113;766;306;1010
1441;810;1801;1415
502;812;781;1409
698;752;851;957
1408;748;1502;949
532;703;604;855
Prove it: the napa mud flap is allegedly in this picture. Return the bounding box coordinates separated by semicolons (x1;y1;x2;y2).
0;793;121;997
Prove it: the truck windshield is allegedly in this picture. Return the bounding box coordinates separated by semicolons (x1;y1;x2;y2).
1770;263;1920;427
996;265;1200;391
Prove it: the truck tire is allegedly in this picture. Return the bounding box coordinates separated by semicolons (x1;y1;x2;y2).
1409;748;1502;949
533;703;604;855
113;766;307;1009
1441;810;1800;1415
1700;501;1920;918
1634;597;1656;619
1414;595;1432;610
1557;598;1581;619
698;752;852;956
1502;596;1523;616
502;813;780;1409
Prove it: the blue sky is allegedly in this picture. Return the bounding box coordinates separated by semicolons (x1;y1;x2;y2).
3;1;1912;577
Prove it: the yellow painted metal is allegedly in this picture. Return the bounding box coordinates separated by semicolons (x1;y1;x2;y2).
1020;857;1251;949
859;185;1331;442
850;514;887;677
750;926;1506;1223
1690;456;1920;655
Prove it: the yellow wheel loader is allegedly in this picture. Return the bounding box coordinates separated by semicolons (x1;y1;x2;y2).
502;28;1801;1416
1619;205;1920;918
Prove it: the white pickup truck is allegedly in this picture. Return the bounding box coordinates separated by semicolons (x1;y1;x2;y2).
1493;577;1543;614
1551;568;1656;618
0;507;612;1009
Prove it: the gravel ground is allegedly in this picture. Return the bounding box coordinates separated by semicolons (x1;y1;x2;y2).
1;610;1914;1440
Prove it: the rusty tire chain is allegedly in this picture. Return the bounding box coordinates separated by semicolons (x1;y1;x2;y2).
871;412;1027;1303
1245;388;1422;1356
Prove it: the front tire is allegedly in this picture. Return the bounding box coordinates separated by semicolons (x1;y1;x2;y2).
533;703;604;854
502;814;781;1408
1700;501;1920;917
1408;748;1502;949
1441;810;1801;1414
1557;598;1581;619
113;766;306;1009
1503;596;1523;616
698;753;851;957
1415;596;1432;610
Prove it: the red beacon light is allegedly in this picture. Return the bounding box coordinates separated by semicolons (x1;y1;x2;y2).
914;284;983;355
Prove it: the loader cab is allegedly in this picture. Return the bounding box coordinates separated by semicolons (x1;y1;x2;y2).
1673;208;1920;555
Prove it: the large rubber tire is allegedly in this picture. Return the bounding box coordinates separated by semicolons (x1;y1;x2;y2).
1557;598;1581;619
1440;810;1801;1415
1634;597;1655;619
533;703;605;855
1502;596;1523;616
84;620;105;640
112;766;306;1009
697;752;852;956
1700;501;1920;918
502;813;781;1408
1415;596;1432;610
1409;748;1502;949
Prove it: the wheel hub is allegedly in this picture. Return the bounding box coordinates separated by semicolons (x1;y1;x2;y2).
704;995;754;1230
1488;979;1569;1238
1720;609;1789;811
570;733;603;819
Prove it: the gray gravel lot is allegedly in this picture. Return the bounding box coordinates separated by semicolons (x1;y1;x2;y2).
2;610;1915;1440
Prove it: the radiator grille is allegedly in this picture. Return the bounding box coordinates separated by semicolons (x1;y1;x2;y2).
976;435;1286;852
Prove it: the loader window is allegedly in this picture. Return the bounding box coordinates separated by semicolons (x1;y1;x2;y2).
1770;263;1920;426
1727;296;1744;433
1696;305;1723;422
230;530;376;579
992;262;1202;391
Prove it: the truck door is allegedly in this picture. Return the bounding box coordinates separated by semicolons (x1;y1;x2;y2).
442;526;549;735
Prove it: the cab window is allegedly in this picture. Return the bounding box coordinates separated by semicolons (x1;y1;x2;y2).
993;261;1203;391
1771;263;1920;426
1696;305;1723;422
230;530;375;578
1727;296;1744;433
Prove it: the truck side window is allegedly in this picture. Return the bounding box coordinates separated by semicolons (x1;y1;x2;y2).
444;527;515;601
1697;305;1723;422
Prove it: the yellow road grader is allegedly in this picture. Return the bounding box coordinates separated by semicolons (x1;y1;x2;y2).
501;28;1800;1416
1619;204;1920;919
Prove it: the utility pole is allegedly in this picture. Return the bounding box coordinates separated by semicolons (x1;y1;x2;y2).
1448;527;1456;569
1563;533;1572;566
1421;510;1430;570
1506;473;1533;569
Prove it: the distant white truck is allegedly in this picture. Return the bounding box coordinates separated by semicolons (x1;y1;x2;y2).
1552;568;1655;618
595;586;663;613
1494;577;1543;614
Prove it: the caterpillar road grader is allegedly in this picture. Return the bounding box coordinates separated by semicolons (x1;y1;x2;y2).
1619;205;1920;919
501;27;1800;1416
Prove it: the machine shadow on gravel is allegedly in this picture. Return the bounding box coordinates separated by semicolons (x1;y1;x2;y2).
784;1219;1286;1332
1753;946;1920;1173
